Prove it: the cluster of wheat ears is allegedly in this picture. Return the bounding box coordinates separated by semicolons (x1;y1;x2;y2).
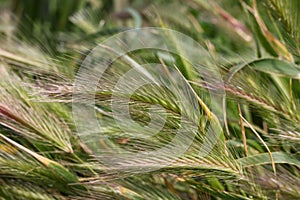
0;0;300;199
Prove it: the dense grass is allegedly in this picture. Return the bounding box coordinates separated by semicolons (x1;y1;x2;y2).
0;0;300;199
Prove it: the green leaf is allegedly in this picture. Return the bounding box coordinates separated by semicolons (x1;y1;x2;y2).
48;162;86;191
238;152;300;167
246;58;300;78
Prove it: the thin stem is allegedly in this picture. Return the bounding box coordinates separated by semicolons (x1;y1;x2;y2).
241;116;276;176
238;103;248;157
